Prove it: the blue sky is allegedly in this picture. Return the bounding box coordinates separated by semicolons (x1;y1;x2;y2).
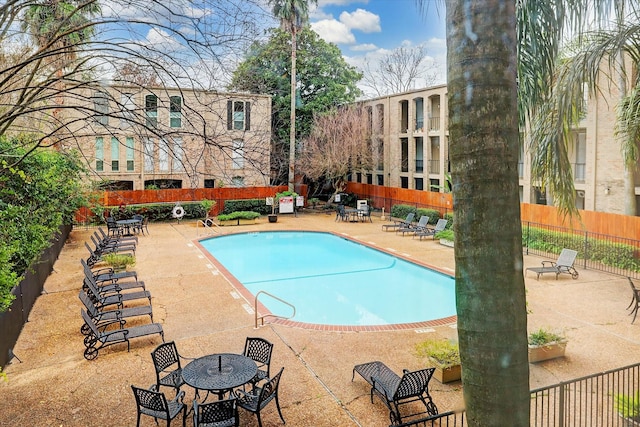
308;0;448;91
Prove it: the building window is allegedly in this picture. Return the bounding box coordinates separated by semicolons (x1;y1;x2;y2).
120;93;135;128
172;138;183;172
367;174;373;184
377;174;384;186
111;137;120;171
401;176;408;188
356;172;362;182
227;101;251;131
159;139;169;171
145;94;158;128
415;178;424;190
574;130;586;182
401;138;409;172
204;179;215;188
430;178;440;191
170;96;182;128
231;176;245;187
144;138;154;172
93;92;109;125
376;103;384;133
126;137;134;171
232;139;244;169
414;97;424;131
95;137;104;171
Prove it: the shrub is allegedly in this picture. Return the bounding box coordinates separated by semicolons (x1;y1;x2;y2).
415;339;460;368
390;204;415;219
435;229;455;242
528;328;565;346
416;208;441;224
443;212;454;228
222;199;271;215
217;211;261;221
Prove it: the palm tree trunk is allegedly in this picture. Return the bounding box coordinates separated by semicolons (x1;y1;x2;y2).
288;26;297;191
447;0;530;425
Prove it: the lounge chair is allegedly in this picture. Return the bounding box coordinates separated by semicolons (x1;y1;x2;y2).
84;241;135;267
90;233;136;254
397;215;429;236
82;267;146;295
526;249;579;280
382;212;416;232
81;309;164;360
352;361;438;425
82;277;152;310
79;290;154;336
97;227;138;245
81;258;138;284
413;219;448;240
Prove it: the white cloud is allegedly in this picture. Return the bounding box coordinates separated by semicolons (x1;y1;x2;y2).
350;43;377;52
339;8;380;33
318;0;369;6
311;20;356;44
145;28;183;52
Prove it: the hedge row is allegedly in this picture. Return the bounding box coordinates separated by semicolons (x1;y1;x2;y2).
222;199;271;215
524;227;640;272
390;204;446;226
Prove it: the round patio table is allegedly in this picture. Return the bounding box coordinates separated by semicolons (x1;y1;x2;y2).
116;218;141;236
182;353;257;398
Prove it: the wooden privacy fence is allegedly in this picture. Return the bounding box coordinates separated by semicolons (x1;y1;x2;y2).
75;185;295;223
346;182;640;242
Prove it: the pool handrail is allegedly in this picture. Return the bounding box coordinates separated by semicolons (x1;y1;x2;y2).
254;290;296;328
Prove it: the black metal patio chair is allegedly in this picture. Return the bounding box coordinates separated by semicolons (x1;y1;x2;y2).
151;341;193;395
131;384;186;427
193;397;239;427
243;337;274;385
234;367;285;427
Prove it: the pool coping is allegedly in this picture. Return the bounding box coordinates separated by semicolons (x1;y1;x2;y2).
193;229;458;332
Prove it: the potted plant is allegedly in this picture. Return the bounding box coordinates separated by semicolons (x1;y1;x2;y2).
415;339;461;383
200;199;216;227
102;253;136;271
616;393;640;426
217;211;261;226
528;328;567;363
435;229;455;247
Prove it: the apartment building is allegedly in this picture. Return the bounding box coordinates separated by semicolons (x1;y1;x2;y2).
356;83;634;215
61;85;272;190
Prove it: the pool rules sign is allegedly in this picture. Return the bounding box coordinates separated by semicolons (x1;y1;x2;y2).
279;196;294;213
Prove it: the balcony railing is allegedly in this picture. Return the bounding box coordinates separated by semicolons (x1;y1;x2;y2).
428;159;440;174
429;117;440;131
415;160;424;173
573;162;586;181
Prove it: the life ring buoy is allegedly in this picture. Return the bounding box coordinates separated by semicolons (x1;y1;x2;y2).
172;205;185;219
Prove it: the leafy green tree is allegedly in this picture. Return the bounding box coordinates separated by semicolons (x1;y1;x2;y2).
519;0;640;216
268;0;317;191
229;27;362;185
0;135;86;311
447;0;530;424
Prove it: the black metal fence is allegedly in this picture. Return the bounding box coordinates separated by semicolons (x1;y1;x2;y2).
530;362;640;426
523;221;640;279
394;411;466;427
0;225;71;368
393;362;640;427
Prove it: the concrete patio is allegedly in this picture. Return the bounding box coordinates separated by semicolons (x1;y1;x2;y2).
1;211;639;426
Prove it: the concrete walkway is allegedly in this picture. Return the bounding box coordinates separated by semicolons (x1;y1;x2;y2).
1;212;639;426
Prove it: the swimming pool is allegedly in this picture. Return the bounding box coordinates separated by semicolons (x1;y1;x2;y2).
199;231;456;327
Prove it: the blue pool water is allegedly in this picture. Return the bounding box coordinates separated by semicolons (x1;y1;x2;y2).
199;231;456;326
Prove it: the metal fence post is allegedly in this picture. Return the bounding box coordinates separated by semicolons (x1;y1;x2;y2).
583;232;589;270
558;381;565;427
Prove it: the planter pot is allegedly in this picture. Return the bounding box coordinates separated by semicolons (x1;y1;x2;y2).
219;218;258;226
268;214;278;223
439;239;454;248
433;364;462;383
528;340;567;363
